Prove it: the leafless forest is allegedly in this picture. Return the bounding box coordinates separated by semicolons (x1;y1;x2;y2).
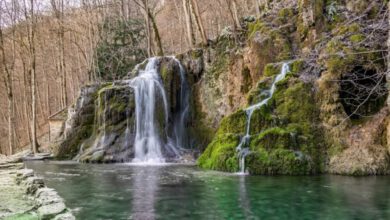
0;0;261;155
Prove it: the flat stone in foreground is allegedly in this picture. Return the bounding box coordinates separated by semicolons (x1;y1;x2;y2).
0;163;75;220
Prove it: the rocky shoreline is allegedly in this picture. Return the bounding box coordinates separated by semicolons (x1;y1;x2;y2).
0;158;75;220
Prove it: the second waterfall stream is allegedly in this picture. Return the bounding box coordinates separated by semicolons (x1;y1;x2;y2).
236;62;291;174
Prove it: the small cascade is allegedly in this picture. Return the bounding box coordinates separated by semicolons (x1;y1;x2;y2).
169;57;190;152
236;62;290;174
128;57;189;163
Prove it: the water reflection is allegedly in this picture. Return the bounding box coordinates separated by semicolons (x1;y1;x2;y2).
24;161;390;220
130;166;160;220
238;176;252;219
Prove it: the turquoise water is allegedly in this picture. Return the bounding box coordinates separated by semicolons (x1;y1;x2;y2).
25;161;390;220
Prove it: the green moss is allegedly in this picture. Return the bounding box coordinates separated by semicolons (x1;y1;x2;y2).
337;23;360;35
199;71;323;175
191;49;203;59
297;21;309;41
247;148;313;175
247;77;273;105
250;127;291;150
4;213;39;220
197;134;240;172
97;83;114;95
209;53;229;80
297;0;325;41
250;22;291;60
249;105;274;134
240;67;252;93
111;101;127;113
290;60;305;75
216;110;247;136
277;8;296;25
349;34;365;43
264;63;281;77
160;65;169;81
56;125;94;159
278;8;295;19
273;81;316;127
247;20;265;39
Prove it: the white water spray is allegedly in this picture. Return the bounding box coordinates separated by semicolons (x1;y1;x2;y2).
236;62;290;174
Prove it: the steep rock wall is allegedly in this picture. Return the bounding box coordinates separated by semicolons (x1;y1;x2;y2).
198;0;390;175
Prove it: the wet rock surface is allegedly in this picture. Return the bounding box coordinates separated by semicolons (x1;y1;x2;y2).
0;159;74;220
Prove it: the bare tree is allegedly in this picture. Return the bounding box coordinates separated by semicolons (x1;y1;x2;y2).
23;0;39;154
189;0;207;46
0;0;17;155
387;1;390;106
225;0;241;30
254;0;261;18
51;0;68;108
182;0;195;47
134;0;164;56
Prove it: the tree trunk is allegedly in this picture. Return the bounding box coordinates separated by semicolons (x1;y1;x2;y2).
148;10;164;56
225;0;241;43
29;0;38;154
143;1;153;57
0;9;16;155
52;0;67;107
189;0;208;46
255;0;261;18
0;34;15;156
387;1;390;106
182;0;195;47
231;0;241;30
21;53;32;145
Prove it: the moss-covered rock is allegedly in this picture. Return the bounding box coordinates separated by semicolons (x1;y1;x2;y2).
245;19;292;83
316;21;387;159
197;134;240;172
55;84;101;159
264;63;282;77
215;110;247;136
247;148;313;175
56;82;136;162
198;62;323;175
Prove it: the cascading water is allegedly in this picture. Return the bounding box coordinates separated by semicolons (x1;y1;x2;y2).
129;57;168;163
128;57;189;163
236;62;290;174
169;57;190;152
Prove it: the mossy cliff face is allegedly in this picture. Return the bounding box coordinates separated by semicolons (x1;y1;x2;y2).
56;82;135;163
198;0;390;175
245;18;292;85
198;62;323;175
56;56;199;162
79;83;135;163
55;84;100;159
192;35;252;132
186;23;294;146
316;19;390;175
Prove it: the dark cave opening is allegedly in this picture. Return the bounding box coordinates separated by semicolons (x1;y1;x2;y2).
339;66;388;120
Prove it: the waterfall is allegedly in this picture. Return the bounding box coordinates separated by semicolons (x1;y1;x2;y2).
236;62;290;174
169;57;190;152
128;57;189;163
